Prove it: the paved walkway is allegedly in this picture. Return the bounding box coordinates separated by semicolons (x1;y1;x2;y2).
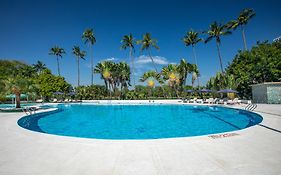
0;103;281;175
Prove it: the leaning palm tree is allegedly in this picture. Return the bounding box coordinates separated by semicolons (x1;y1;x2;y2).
137;33;160;72
227;9;255;50
205;22;231;73
49;46;66;76
121;34;136;89
72;46;86;87
183;30;202;86
82;28;96;85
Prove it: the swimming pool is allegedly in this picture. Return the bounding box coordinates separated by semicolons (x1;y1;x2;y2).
18;104;263;139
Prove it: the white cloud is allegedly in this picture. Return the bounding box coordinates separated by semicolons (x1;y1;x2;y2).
103;57;118;61
135;55;169;65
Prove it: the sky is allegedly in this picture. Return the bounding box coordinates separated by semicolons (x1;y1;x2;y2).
0;0;280;87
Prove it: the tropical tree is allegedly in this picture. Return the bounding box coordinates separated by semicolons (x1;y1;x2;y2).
49;46;66;76
72;46;86;86
177;59;193;89
140;71;163;97
162;64;180;97
183;30;202;86
94;61;114;93
121;34;136;89
117;62;131;92
205;22;231;73
1;76;31;108
190;64;200;88
137;33;160;72
33;61;47;74
227;9;255;50
82;28;96;85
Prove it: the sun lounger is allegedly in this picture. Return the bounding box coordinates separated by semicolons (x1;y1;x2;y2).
227;98;239;105
52;98;58;103
189;98;197;103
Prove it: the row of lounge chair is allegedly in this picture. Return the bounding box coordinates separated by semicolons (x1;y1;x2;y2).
183;98;241;105
52;98;82;103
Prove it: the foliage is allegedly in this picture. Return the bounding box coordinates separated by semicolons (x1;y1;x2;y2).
207;41;281;99
35;69;71;100
75;85;107;100
94;61;131;97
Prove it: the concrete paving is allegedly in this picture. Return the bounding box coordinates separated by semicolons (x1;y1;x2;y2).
0;102;281;175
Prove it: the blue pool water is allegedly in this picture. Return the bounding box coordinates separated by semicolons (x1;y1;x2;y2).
0;103;38;108
18;104;263;139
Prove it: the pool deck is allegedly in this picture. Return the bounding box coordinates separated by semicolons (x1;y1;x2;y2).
0;100;281;175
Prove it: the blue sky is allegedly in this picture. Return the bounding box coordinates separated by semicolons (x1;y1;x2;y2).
0;0;280;87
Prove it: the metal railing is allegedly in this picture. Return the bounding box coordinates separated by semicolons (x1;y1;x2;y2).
245;104;257;111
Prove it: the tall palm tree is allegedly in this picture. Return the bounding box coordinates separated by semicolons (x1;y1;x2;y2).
183;30;202;86
49;46;66;76
82;28;96;85
227;9;255;50
32;61;46;74
72;46;86;87
137;33;160;72
205;22;231;73
121;34;136;89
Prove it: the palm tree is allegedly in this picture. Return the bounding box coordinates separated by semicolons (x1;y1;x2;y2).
137;33;160;72
190;64;200;88
205;22;231;73
121;34;136;89
183;30;202;86
117;62;131;96
140;70;163;97
177;59;193;89
227;9;255;50
82;28;96;85
162;64;180;97
72;46;86;87
49;46;66;76
33;61;46;74
2;76;30;108
94;61;114;93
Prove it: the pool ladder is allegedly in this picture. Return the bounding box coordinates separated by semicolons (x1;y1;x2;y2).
22;107;37;115
245;104;257;111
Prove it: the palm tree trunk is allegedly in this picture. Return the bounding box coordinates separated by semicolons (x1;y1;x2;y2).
56;55;60;76
216;41;224;73
241;26;247;50
15;93;21;108
148;49;166;98
148;49;158;72
77;57;80;87
192;46;200;87
90;44;94;85
130;47;135;91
